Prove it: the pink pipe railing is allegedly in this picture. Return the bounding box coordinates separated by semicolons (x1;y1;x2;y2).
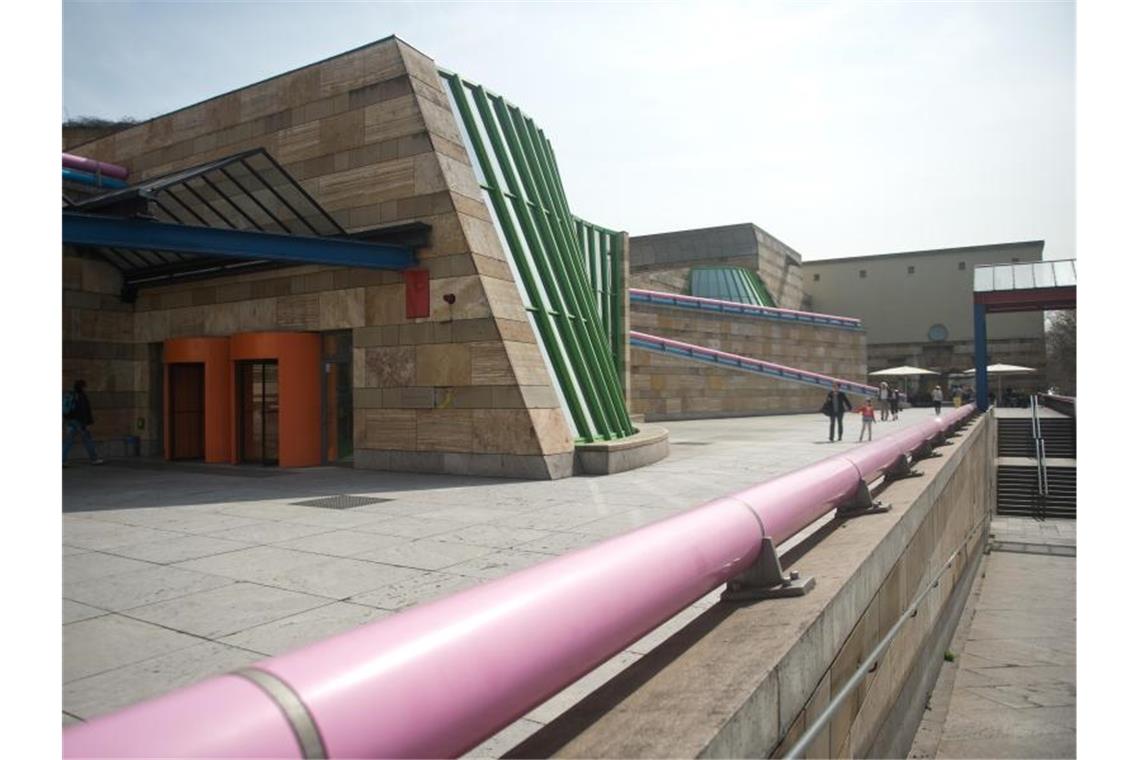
64;405;976;759
629;287;863;326
62;153;129;180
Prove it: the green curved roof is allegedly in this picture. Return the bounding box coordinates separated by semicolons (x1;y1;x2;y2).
689;267;776;307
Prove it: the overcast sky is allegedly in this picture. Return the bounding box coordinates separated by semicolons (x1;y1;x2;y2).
62;1;1074;261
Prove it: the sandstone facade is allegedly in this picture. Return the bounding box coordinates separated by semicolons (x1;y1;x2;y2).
630;305;867;420
63;37;577;477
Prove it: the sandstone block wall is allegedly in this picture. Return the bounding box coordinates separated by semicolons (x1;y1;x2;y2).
65;37;576;478
63;251;158;458
630;306;867;419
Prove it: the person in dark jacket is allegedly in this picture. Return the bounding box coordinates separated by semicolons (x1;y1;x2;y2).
824;382;853;442
63;379;103;466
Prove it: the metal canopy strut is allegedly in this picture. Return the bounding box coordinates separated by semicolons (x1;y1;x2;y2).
63;213;417;273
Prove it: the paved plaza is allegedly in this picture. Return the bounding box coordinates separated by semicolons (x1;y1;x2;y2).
62;409;940;753
910;516;1076;758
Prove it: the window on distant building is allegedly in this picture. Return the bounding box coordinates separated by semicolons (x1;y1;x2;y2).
813;273;820;281
859;270;867;279
907;265;915;275
1012;257;1020;263
958;262;966;270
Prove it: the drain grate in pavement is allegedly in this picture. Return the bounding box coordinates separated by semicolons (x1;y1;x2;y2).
290;495;393;510
671;441;712;446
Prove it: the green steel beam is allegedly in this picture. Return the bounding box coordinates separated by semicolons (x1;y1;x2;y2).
471;83;622;439
494;96;627;438
506;103;633;436
512;112;630;433
441;73;595;442
442;70;634;441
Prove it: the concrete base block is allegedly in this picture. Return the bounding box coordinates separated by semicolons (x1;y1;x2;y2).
574;425;670;475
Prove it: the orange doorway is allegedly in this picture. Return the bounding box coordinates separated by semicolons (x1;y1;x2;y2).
168;363;205;460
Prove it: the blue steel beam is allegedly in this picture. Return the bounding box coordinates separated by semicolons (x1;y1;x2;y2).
62;212;416;270
62;168;128;189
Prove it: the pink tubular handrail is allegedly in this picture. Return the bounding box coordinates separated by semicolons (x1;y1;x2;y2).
64;405;976;759
62;152;129;180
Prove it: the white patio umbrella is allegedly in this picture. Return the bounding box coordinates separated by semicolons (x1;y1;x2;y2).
868;365;938;406
868;365;938;377
964;363;1036;405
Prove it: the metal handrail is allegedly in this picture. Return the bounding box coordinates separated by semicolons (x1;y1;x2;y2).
1030;396;1048;500
629;288;865;330
784;516;986;758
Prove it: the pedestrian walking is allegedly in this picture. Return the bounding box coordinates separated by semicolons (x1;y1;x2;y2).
889;386;900;420
932;385;943;416
878;381;890;421
63;379;104;466
858;398;876;441
823;381;852;442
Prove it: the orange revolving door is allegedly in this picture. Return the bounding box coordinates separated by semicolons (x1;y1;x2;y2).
229;332;321;468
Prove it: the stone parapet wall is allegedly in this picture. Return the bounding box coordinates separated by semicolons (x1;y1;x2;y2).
510;412;996;758
629;305;867;419
65;37;576;478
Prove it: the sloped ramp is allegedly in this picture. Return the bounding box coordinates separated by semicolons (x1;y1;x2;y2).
630;331;876;396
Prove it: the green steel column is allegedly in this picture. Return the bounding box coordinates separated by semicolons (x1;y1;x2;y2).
610;230;626;386
441;73;595;441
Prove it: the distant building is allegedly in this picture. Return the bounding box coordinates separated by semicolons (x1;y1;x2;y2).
629;223;805;310
801;242;1048;393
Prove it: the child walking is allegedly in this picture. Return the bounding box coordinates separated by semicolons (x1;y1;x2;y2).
858;398;876;442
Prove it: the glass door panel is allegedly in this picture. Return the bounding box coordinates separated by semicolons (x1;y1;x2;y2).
237;360;279;465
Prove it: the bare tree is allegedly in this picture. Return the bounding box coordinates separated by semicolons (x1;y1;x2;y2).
1045;310;1076;395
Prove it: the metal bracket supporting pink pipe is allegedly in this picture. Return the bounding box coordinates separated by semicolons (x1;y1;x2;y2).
62;153;129;180
64;404;975;759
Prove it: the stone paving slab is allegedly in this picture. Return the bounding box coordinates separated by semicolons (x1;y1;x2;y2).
105;534;255;564
62;410;942;745
219;602;391;657
64;565;236;612
63;615;202;683
123;582;330;639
